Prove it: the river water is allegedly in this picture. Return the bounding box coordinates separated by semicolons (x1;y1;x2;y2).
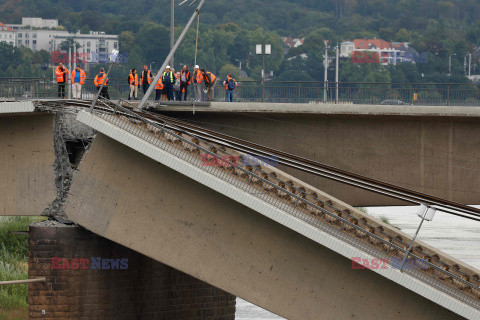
235;206;480;319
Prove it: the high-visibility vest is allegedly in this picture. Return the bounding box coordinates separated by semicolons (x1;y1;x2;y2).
204;72;216;85
55;66;69;83
141;70;153;85
193;70;203;84
71;69;86;85
162;71;175;85
180;70;191;84
225;78;236;90
155;75;164;90
129;73;139;86
94;72;109;87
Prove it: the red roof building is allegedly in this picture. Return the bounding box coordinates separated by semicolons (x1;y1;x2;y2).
353;39;391;50
0;21;16;46
282;37;305;48
0;22;15;32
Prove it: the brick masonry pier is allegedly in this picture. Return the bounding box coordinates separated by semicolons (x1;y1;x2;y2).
28;221;236;319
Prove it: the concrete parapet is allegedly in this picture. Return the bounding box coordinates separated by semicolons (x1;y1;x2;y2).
0;101;35;113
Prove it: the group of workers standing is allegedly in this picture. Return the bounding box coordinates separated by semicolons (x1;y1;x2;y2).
55;63;237;102
129;64;233;102
55;63;110;100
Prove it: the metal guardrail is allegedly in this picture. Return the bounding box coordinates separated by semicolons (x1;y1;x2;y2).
2;78;480;106
88;99;480;310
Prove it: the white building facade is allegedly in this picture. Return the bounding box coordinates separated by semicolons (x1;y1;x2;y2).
6;18;119;64
52;32;119;63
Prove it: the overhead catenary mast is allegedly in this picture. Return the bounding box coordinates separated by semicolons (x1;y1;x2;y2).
138;0;206;109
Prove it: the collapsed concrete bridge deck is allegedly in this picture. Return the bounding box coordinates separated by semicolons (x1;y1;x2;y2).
67;107;480;319
2;100;480;319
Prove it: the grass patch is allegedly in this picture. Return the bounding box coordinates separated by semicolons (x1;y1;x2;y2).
355;207;391;225
0;308;28;320
379;215;390;225
0;216;46;311
356;207;369;214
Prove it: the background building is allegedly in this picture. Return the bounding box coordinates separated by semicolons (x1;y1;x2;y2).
5;18;118;64
0;22;16;46
340;38;420;65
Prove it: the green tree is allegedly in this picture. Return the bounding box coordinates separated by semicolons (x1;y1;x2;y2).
219;63;241;80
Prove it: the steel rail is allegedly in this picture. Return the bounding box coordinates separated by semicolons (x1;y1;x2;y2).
137;109;480;221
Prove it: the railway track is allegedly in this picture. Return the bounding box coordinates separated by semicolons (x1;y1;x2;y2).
38;98;480;222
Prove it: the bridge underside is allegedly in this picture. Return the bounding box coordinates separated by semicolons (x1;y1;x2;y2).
159;110;480;206
65;133;463;320
0;113;56;216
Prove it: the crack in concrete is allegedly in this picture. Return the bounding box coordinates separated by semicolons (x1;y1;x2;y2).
41;110;96;221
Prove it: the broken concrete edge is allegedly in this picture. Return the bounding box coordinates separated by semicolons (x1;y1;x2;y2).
38;107;96;222
30;219;76;228
74;110;480;320
0;101;35;113
150;101;480;118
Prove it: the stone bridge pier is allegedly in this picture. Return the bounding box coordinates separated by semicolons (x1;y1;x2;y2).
28;222;236;320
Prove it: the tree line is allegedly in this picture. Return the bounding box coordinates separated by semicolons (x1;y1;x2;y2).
0;0;479;84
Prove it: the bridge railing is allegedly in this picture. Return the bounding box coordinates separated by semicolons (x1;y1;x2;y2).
2;78;480;106
88;99;480;310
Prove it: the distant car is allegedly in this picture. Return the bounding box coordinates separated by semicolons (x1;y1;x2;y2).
381;99;409;105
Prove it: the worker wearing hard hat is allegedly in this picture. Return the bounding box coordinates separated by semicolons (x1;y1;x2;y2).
192;65;203;102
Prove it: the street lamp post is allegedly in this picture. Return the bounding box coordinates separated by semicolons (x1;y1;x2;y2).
323;41;329;102
469;53;472;77
256;44;271;102
448;54;456;76
400;204;436;272
335;43;339;104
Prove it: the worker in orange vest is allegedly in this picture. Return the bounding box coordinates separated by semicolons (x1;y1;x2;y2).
94;68;110;99
55;63;69;99
223;74;237;102
155;73;164;101
200;69;216;101
141;65;153;94
70;66;86;99
128;68;139;100
192;65;203;102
